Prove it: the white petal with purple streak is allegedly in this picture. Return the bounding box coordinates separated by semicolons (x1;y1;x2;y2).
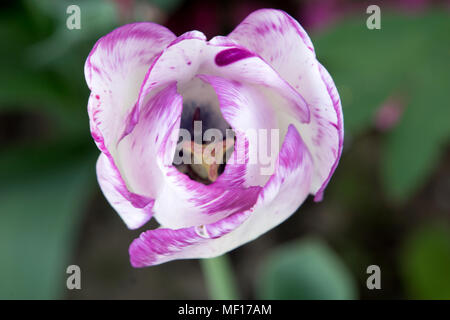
86;23;176;229
116;83;183;200
96;153;155;229
85;22;176;155
229;8;343;200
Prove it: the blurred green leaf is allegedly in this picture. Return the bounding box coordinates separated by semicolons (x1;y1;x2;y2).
314;11;450;202
25;0;118;66
0;160;94;299
381;52;450;201
0;1;111;136
258;238;357;300
400;223;450;299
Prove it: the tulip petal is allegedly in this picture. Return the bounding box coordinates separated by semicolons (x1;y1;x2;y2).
314;63;344;201
129;124;313;266
86;23;176;228
229;9;343;200
116;83;183;199
96;153;154;229
85;22;176;155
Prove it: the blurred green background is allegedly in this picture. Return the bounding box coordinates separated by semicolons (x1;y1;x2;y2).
0;0;449;300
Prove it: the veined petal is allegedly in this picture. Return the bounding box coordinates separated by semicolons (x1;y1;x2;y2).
85;22;176;155
314;63;343;201
96;153;154;229
116;83;183;199
207;46;310;124
86;23;175;228
229;9;343;200
129;124;313;266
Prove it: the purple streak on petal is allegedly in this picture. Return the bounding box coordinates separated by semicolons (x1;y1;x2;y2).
215;47;255;66
129;208;252;267
96;154;155;230
85;22;174;88
118;83;183;203
84;21;175;162
313;63;344;202
258;124;313;205
88;95;153;210
117;101;140;143
116;49;165;144
207;44;310;124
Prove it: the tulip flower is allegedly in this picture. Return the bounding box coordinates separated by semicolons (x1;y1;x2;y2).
85;9;343;267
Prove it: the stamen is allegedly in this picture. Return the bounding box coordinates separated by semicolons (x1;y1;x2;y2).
174;99;234;184
181;138;235;183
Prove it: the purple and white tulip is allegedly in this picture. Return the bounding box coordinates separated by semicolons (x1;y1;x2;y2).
85;9;343;267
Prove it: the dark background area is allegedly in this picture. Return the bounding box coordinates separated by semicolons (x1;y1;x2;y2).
0;0;449;299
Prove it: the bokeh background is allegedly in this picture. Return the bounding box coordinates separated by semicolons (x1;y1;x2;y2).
0;0;449;300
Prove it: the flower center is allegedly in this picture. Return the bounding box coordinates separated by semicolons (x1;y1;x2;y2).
173;101;235;184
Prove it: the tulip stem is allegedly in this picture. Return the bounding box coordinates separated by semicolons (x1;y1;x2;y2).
200;255;239;300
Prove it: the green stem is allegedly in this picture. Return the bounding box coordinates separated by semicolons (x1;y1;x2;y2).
200;255;239;300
